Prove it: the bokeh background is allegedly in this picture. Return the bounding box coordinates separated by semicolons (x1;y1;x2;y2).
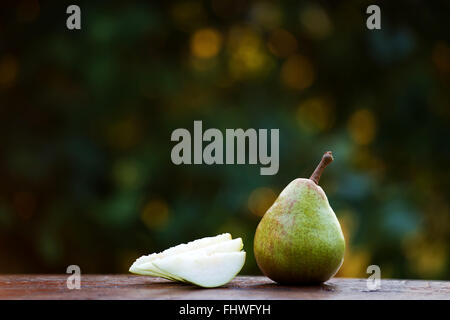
0;0;449;280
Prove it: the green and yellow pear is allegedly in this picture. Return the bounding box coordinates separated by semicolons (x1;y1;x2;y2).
254;151;345;284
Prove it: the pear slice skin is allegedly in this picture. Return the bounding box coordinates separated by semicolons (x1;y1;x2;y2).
129;233;232;281
130;253;184;281
153;251;246;288
129;265;180;281
130;237;243;282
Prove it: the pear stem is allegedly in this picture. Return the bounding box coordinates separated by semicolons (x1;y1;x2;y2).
309;151;334;185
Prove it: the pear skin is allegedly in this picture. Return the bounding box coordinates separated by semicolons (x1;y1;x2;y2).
254;152;345;284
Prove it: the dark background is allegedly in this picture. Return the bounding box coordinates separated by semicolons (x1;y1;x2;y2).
0;0;449;280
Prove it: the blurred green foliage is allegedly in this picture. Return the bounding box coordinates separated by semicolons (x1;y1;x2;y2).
0;1;449;280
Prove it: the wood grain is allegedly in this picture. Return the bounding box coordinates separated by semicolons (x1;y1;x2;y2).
0;275;448;300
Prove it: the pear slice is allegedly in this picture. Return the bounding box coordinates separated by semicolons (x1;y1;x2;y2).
153;251;246;288
129;233;232;280
131;237;243;282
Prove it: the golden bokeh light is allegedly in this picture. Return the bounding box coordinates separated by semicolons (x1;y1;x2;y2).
338;210;358;243
347;109;377;145
141;199;170;230
0;55;19;87
227;26;272;79
296;97;335;133
280;54;315;90
267;28;298;58
337;248;371;278
299;4;332;39
335;210;371;278
403;233;447;278
248;187;277;217
190;28;222;59
112;159;142;190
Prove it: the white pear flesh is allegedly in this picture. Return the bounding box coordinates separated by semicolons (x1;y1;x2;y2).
129;233;232;280
153;251;246;288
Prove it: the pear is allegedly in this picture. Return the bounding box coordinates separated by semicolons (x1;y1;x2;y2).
254;151;345;284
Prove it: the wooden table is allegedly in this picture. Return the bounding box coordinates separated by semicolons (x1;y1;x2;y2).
0;275;448;300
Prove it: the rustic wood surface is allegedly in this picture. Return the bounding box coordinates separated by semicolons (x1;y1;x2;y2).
0;275;448;300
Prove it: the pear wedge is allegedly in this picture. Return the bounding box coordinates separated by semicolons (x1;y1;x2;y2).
153;251;246;288
129;233;232;280
131;237;243;282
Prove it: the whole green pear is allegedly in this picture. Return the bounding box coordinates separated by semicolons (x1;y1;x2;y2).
254;152;345;284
